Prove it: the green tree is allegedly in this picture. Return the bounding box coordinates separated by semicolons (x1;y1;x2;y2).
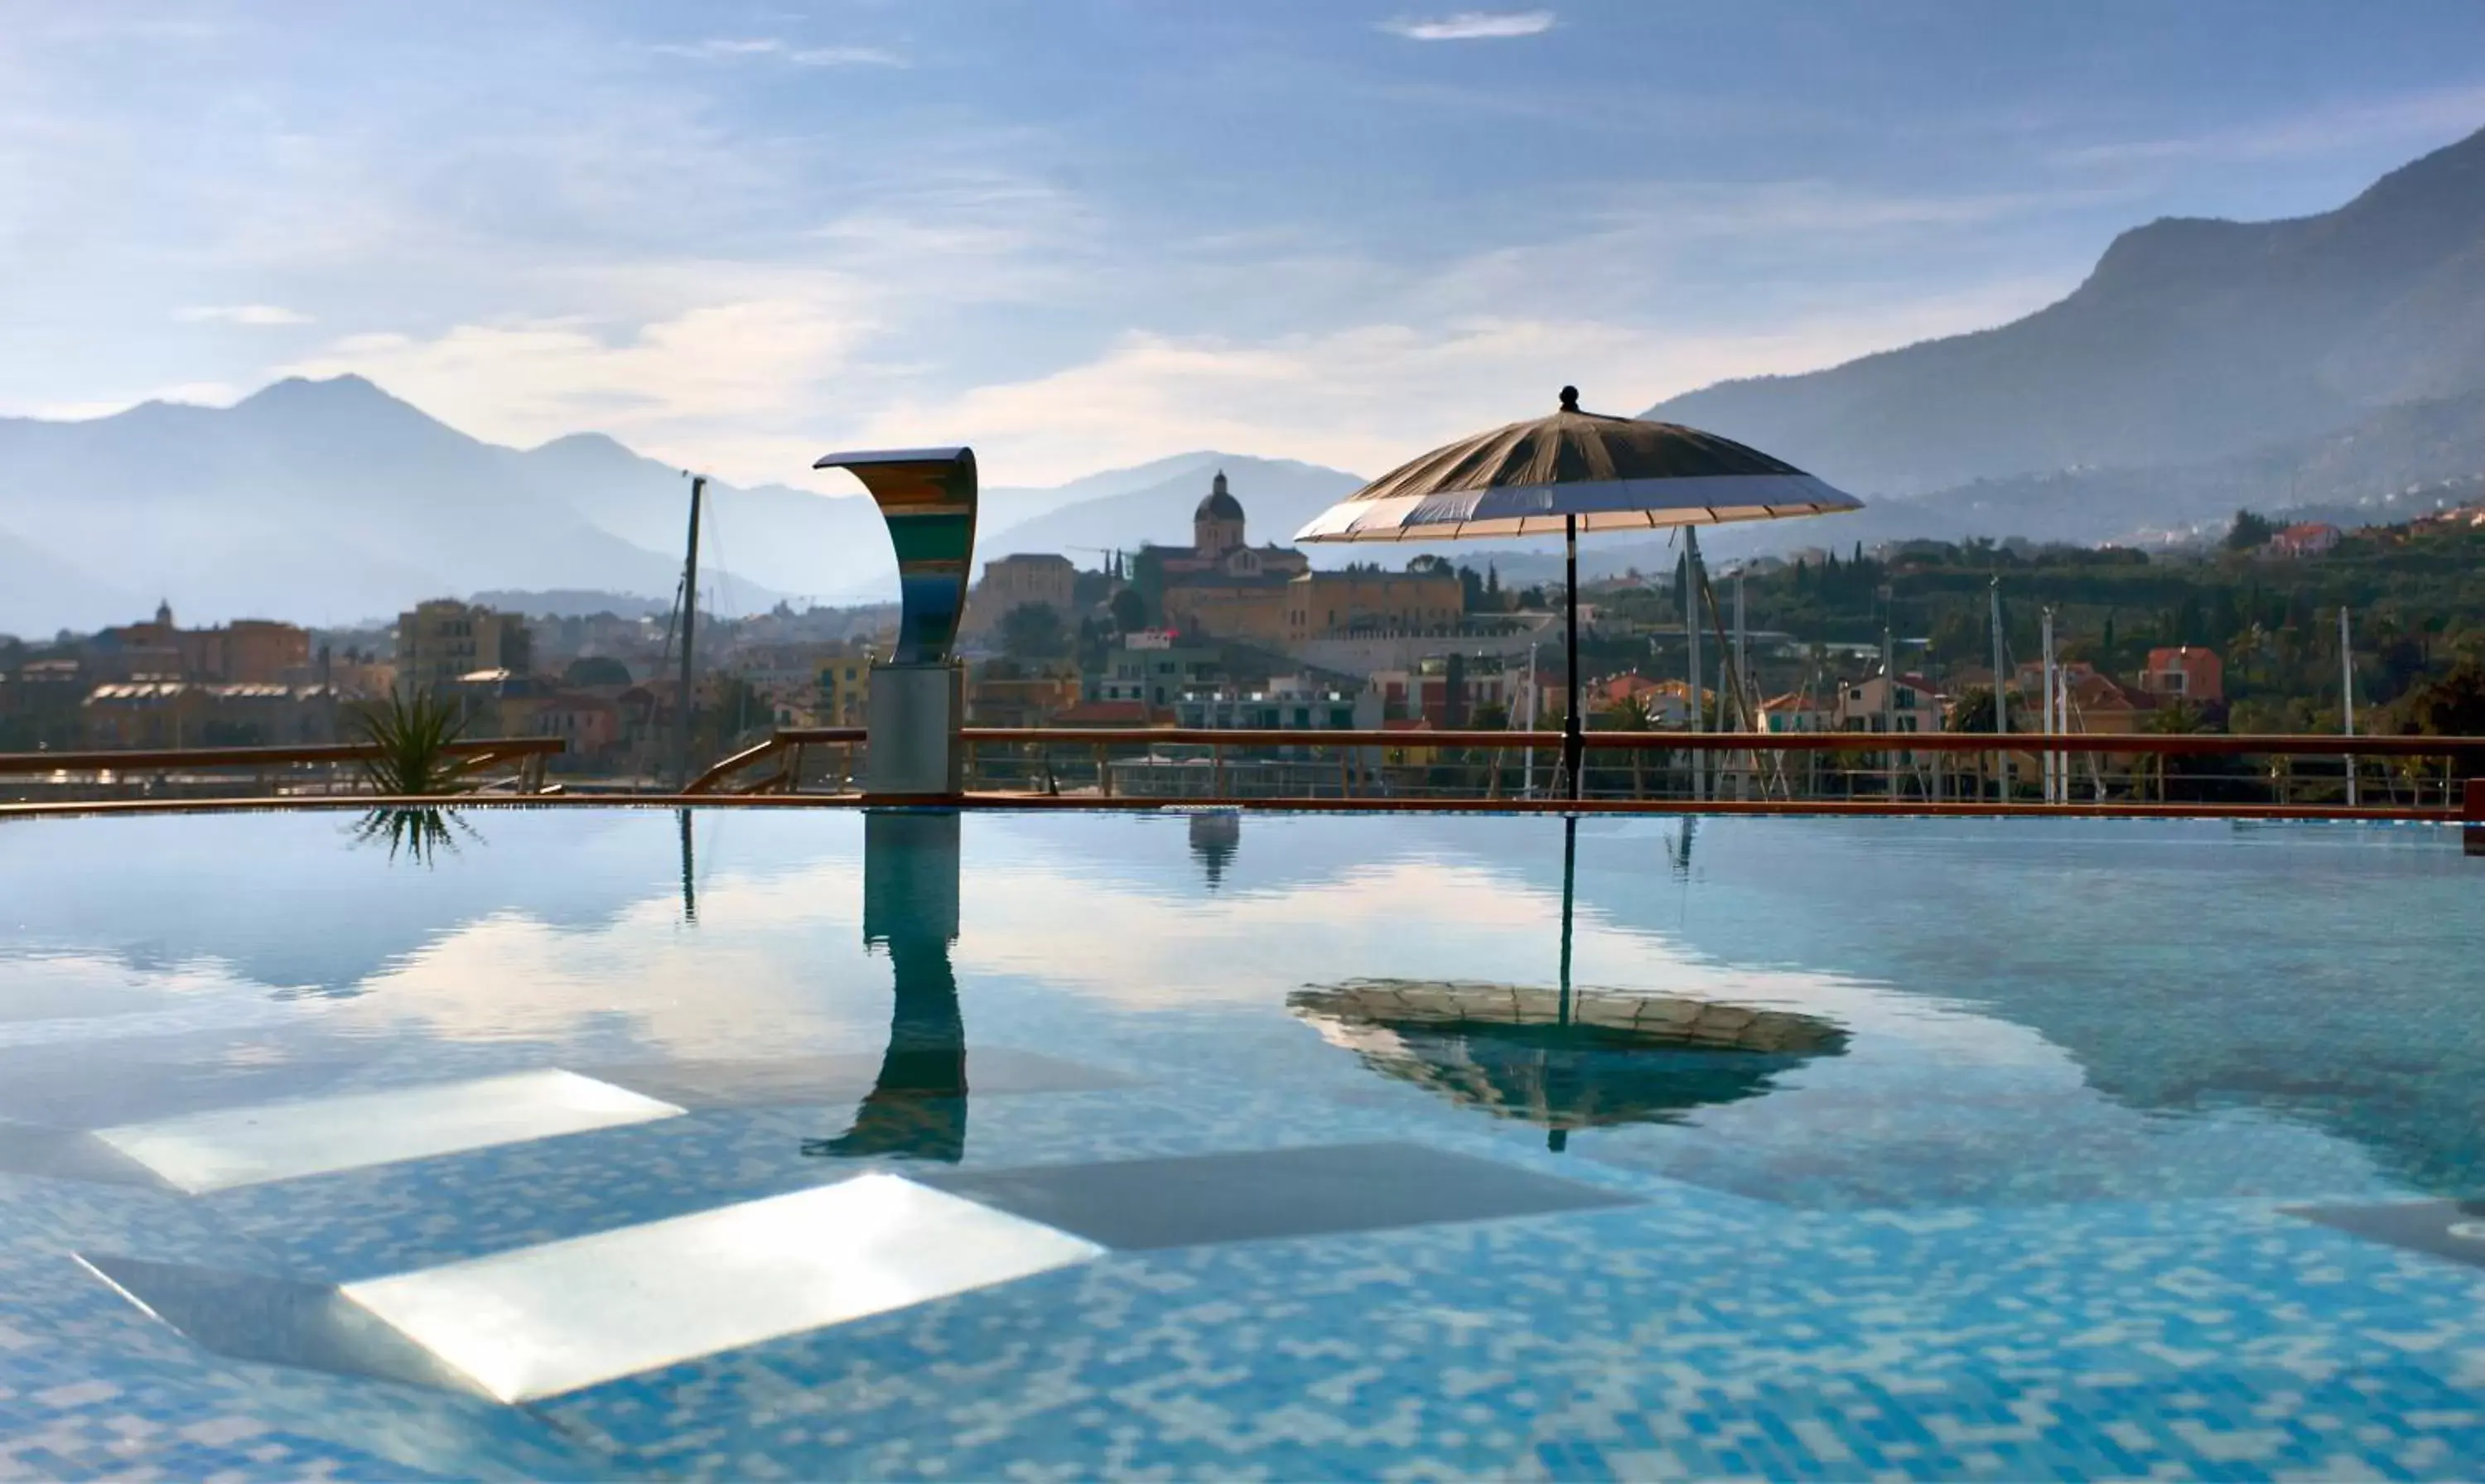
563;656;633;687
2142;699;2211;735
1946;686;1998;734
999;603;1070;662
1108;587;1146;635
2396;661;2485;736
2224;509;2276;552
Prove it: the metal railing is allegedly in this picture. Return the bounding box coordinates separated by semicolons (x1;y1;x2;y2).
0;736;567;803
686;725;2484;819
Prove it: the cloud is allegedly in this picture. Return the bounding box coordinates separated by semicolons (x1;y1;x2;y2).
789;46;905;68
175;304;312;326
279;287;875;480
856;275;2063;485
1380;10;1556;41
653;37;905;67
2053;84;2485;171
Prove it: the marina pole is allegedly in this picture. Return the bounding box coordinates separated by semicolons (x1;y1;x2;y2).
2341;605;2357;809
673;474;706;793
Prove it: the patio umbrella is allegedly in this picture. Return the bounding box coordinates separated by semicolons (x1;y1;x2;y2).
1293;388;1861;797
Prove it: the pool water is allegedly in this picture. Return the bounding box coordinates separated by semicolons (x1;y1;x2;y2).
2;807;2481;1479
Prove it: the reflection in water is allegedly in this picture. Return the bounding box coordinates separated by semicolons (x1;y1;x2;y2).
678;807;697;923
1189;809;1240;890
1291;980;1847;1149
1300;813;1841;1150
351;807;475;866
804;812;969;1162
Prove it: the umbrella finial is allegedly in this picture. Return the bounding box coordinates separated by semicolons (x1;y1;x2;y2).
1558;385;1580;412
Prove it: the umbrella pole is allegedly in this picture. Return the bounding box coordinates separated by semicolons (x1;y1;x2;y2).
1564;513;1583;800
1550;812;1576;1155
1558;812;1576;1021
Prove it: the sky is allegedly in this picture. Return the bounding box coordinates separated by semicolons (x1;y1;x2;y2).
5;0;2484;489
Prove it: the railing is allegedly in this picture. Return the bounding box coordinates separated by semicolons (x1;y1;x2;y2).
0;737;567;802
688;725;2485;819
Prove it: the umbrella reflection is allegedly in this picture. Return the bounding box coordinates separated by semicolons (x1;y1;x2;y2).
1290;980;1846;1149
1296;814;1841;1149
805;811;969;1162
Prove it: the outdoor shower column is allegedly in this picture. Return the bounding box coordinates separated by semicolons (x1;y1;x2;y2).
811;446;980;801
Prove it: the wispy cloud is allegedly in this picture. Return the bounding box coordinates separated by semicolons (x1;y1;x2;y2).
1381;10;1556;41
652;37;905;68
789;46;905;69
857;274;2063;484
175;304;311;326
2053;84;2485;171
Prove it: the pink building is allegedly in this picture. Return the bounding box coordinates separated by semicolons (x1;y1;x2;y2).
2267;523;2342;558
2138;646;2224;705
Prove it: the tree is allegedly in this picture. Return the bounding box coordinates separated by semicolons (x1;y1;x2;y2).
563;656;633;687
1946;686;1998;734
1406;554;1453;576
2396;661;2485;736
998;602;1070;662
2224;509;2276;552
1108;587;1146;636
2141;699;2211;735
1600;693;1654;797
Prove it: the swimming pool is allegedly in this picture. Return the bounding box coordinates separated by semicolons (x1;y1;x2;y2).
2;807;2480;1479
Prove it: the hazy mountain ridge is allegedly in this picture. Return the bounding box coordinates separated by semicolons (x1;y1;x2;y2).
0;378;1380;636
0;378;877;634
1647;124;2485;494
976;454;1367;565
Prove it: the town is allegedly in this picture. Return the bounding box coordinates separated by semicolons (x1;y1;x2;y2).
5;466;2482;787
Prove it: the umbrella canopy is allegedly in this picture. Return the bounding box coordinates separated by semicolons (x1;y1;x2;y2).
1296;388;1860;542
1292;388;1860;797
1289;979;1846;1149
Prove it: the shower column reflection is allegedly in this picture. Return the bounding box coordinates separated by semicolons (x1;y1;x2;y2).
812;811;970;1162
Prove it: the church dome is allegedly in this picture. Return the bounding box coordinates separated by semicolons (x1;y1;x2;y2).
1194;470;1244;523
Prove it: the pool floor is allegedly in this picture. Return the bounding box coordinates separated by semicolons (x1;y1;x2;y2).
1;808;2481;1479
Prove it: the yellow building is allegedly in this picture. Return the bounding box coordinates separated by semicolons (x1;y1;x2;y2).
396;600;533;695
964;553;1078;637
1284;569;1464;644
818;653;873;726
1147;471;1462;647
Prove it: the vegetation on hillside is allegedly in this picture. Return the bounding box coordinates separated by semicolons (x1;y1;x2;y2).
1594;508;2485;733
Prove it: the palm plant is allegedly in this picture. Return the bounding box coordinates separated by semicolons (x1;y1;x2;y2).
349;691;478;796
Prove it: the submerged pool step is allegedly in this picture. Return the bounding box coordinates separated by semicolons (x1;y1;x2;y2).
90;1068;685;1193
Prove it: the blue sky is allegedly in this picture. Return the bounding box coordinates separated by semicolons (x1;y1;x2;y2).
5;0;2483;486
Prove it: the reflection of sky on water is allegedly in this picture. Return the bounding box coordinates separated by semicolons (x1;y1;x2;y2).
0;808;2478;1199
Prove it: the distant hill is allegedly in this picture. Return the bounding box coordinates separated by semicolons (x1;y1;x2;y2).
0;379;1388;635
976;453;1366;567
0;377;871;634
1648;124;2485;494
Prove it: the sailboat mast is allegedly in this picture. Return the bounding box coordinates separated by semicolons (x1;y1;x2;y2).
673;474;706;791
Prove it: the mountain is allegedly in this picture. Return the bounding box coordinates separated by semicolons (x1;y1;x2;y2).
0;377;867;634
0;528;141;640
977;453;1365;566
1648;124;2485;494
